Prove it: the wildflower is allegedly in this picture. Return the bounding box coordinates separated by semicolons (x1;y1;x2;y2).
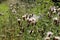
28;17;37;25
57;8;60;12
53;36;60;40
44;37;50;40
50;6;57;13
50;6;56;12
53;17;59;25
22;14;28;20
29;14;33;18
17;18;21;21
9;3;13;7
58;12;60;16
12;9;16;13
53;9;57;13
53;17;58;21
17;18;21;25
47;31;53;37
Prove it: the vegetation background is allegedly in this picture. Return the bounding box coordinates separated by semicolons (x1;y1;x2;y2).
0;0;60;40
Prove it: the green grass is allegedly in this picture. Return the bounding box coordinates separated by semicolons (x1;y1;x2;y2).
0;0;60;40
0;1;9;35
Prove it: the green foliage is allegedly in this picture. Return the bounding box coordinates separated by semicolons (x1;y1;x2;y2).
0;0;7;3
0;0;60;40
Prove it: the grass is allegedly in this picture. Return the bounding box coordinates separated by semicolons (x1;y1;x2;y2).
0;1;9;39
0;0;60;40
